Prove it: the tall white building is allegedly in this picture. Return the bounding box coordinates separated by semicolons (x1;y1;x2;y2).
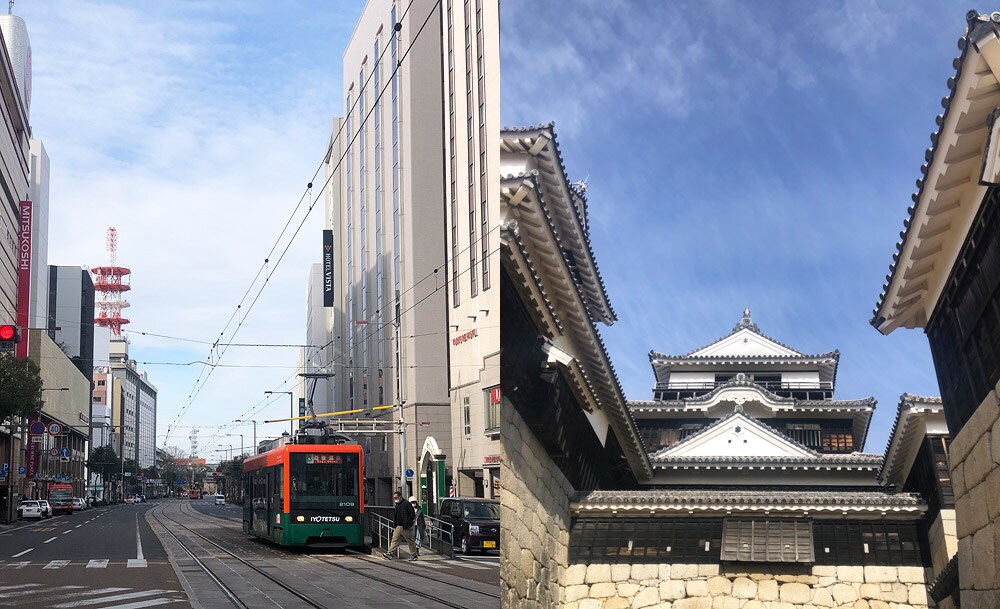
441;0;499;500
314;0;454;507
96;338;157;469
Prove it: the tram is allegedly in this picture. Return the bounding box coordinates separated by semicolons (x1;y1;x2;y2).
242;425;364;549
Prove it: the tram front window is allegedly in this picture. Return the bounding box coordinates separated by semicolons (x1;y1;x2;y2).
290;453;360;511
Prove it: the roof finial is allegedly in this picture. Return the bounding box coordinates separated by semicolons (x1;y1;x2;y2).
734;307;759;332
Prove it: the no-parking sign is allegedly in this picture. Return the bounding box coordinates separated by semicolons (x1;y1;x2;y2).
29;420;45;435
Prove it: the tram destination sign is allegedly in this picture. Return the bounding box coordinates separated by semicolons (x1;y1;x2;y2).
305;454;343;464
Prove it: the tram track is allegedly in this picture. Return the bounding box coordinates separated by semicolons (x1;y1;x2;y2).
161;501;495;609
151;503;329;609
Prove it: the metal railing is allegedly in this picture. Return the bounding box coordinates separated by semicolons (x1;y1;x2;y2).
366;505;454;558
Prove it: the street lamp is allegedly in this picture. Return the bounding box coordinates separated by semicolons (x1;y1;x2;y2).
234;419;257;455
228;434;244;458
264;391;295;436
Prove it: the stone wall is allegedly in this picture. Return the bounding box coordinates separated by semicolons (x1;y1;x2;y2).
563;563;931;609
949;381;1000;607
500;403;573;608
926;509;956;578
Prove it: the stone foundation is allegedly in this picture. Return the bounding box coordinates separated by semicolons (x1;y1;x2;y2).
562;563;931;609
949;382;1000;607
501;403;573;608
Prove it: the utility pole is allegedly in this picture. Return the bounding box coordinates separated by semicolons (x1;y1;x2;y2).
234;420;256;455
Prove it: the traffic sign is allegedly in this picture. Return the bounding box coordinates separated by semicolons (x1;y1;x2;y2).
405;468;414;479
0;463;8;475
60;457;70;463
177;478;186;484
29;420;45;435
49;448;59;457
18;466;25;475
60;447;70;458
47;422;63;435
124;472;132;477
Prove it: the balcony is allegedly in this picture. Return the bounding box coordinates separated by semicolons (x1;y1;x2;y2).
653;380;834;402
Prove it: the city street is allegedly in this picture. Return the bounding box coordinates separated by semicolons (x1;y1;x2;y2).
0;498;499;608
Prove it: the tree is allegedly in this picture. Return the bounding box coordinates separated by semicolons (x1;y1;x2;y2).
0;355;43;422
87;445;121;498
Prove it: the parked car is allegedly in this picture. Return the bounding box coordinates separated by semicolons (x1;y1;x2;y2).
125;494;137;505
72;497;87;511
214;494;225;506
438;497;500;554
16;500;44;520
38;500;53;518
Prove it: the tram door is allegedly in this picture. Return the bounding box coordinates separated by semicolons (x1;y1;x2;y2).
267;471;274;536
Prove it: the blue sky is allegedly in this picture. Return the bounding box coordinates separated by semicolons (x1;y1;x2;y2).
18;1;366;458
501;0;961;453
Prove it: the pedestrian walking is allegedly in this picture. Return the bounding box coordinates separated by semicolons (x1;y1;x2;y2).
383;491;418;561
410;496;427;549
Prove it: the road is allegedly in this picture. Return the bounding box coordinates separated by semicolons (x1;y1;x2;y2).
0;500;189;608
0;497;499;608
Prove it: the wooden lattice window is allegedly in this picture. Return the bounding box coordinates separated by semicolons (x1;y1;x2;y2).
721;519;815;563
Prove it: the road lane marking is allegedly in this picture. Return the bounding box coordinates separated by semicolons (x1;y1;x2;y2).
135;513;144;560
0;584;83;597
99;599;184;609
127;558;148;568
44;560;71;569
11;548;33;557
86;559;109;568
73;587;130;597
62;530;72;534
76;524;83;528
0;584;41;592
8;561;30;568
53;590;170;607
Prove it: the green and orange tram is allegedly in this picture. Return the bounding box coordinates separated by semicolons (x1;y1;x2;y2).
242;427;364;549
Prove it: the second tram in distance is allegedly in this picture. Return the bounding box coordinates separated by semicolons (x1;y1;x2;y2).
242;429;364;549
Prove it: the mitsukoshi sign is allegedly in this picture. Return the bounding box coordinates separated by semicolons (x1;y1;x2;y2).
15;201;31;359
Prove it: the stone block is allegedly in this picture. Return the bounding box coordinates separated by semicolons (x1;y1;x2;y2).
852;601;871;609
972;524;998;590
960;589;1000;609
882;583;908;603
705;576;731;597
952;392;1000;464
817;576;837;587
812;565;838;577
953;460;967;500
632;587;660;609
780;582;812;604
896;566;925;584
617;583;639;597
671;564;697;579
590;582;617;598
566;585;590;602
859;583;882;599
658;580;685;601
987;467;1000;522
586;564;612;584
795;574;819;585
810;586;834;607
579;599;603;609
672;599;711;609
958;532;974;591
685;580;708;597
609;564;631;583
741;602;767;609
710;597;740;609
603;598;630;609
868;601;891;609
863;566;898;583
908;583;930;606
838;566;865;583
658;565;671;580
757;578;778;601
565;564;588;586
632;564;659;582
731;576;756;599
830;583;859;604
966;431;995;489
967;482;991;536
697;564;719;577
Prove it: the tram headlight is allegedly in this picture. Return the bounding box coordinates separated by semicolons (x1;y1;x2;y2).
469;525;480;535
345;516;354;522
296;515;305;522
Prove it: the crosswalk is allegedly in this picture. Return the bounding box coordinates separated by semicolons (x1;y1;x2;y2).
0;560;160;569
0;584;185;608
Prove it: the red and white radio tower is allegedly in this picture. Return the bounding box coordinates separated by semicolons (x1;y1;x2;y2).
92;227;131;336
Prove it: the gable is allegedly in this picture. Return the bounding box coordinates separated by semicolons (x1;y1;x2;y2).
690;328;803;358
659;412;815;459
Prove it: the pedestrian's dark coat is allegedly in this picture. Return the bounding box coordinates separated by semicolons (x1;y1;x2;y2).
394;498;416;528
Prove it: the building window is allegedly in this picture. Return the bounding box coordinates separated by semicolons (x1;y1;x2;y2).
97;380;106;386
484;387;499;433
822;431;853;452
463;395;471;438
813;521;926;566
569;519;723;564
721;519;814;563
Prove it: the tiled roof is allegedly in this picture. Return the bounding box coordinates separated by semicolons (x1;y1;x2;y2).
651;454;883;467
571;489;925;512
879;393;945;484
647;408;818;459
629;377;872;410
871;11;998;326
670;309;806;357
